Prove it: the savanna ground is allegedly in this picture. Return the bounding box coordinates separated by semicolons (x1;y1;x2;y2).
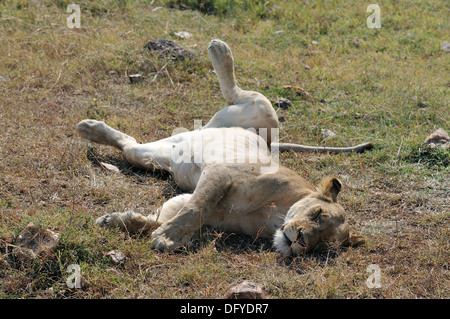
0;0;448;299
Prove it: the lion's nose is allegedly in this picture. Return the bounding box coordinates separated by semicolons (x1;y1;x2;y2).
282;231;292;247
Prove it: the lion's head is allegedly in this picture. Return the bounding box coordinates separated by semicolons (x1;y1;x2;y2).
273;177;365;256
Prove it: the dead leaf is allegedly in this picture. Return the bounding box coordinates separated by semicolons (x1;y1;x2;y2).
174;31;192;39
100;162;120;173
321;129;337;139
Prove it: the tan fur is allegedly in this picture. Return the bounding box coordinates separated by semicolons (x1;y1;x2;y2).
77;121;365;255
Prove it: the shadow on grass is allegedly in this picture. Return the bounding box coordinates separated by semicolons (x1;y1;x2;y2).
279;247;344;274
186;227;345;268
85;145;182;193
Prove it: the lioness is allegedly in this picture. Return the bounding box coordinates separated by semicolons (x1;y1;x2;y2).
76;120;365;255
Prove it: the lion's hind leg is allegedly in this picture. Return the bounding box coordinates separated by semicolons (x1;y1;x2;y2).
148;194;193;226
76;119;136;151
77;119;173;171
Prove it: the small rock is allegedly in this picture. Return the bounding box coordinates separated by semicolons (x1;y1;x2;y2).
146;39;195;60
441;41;450;52
321;129;337;139
352;39;362;47
274;98;292;110
424;128;450;149
282;85;312;99
311;40;318;45
223;281;267;299
106;250;126;264
13;223;59;260
128;74;144;83
174;31;192;39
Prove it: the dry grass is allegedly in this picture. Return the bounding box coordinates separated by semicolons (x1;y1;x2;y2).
0;0;448;299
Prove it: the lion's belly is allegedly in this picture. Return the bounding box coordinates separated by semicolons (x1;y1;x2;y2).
168;127;271;191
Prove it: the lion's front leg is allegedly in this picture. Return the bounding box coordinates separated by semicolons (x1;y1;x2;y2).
150;207;201;251
96;210;153;233
151;165;232;252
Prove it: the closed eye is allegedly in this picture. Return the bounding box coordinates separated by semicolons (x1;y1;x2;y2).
310;208;322;222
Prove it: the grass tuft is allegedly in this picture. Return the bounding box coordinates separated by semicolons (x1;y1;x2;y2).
403;144;450;168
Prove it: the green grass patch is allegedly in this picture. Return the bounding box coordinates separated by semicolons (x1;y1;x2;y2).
403;144;450;169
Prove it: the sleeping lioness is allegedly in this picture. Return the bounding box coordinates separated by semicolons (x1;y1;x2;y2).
76;120;365;255
76;39;367;255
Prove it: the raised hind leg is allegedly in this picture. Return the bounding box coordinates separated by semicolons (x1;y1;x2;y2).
207;39;241;105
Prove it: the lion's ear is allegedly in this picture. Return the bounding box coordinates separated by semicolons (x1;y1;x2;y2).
318;177;342;202
345;233;366;247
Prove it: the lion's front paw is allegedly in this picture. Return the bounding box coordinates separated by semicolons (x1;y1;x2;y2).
151;227;181;252
96;213;114;228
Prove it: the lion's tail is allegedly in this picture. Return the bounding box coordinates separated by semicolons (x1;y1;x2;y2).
272;142;374;154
